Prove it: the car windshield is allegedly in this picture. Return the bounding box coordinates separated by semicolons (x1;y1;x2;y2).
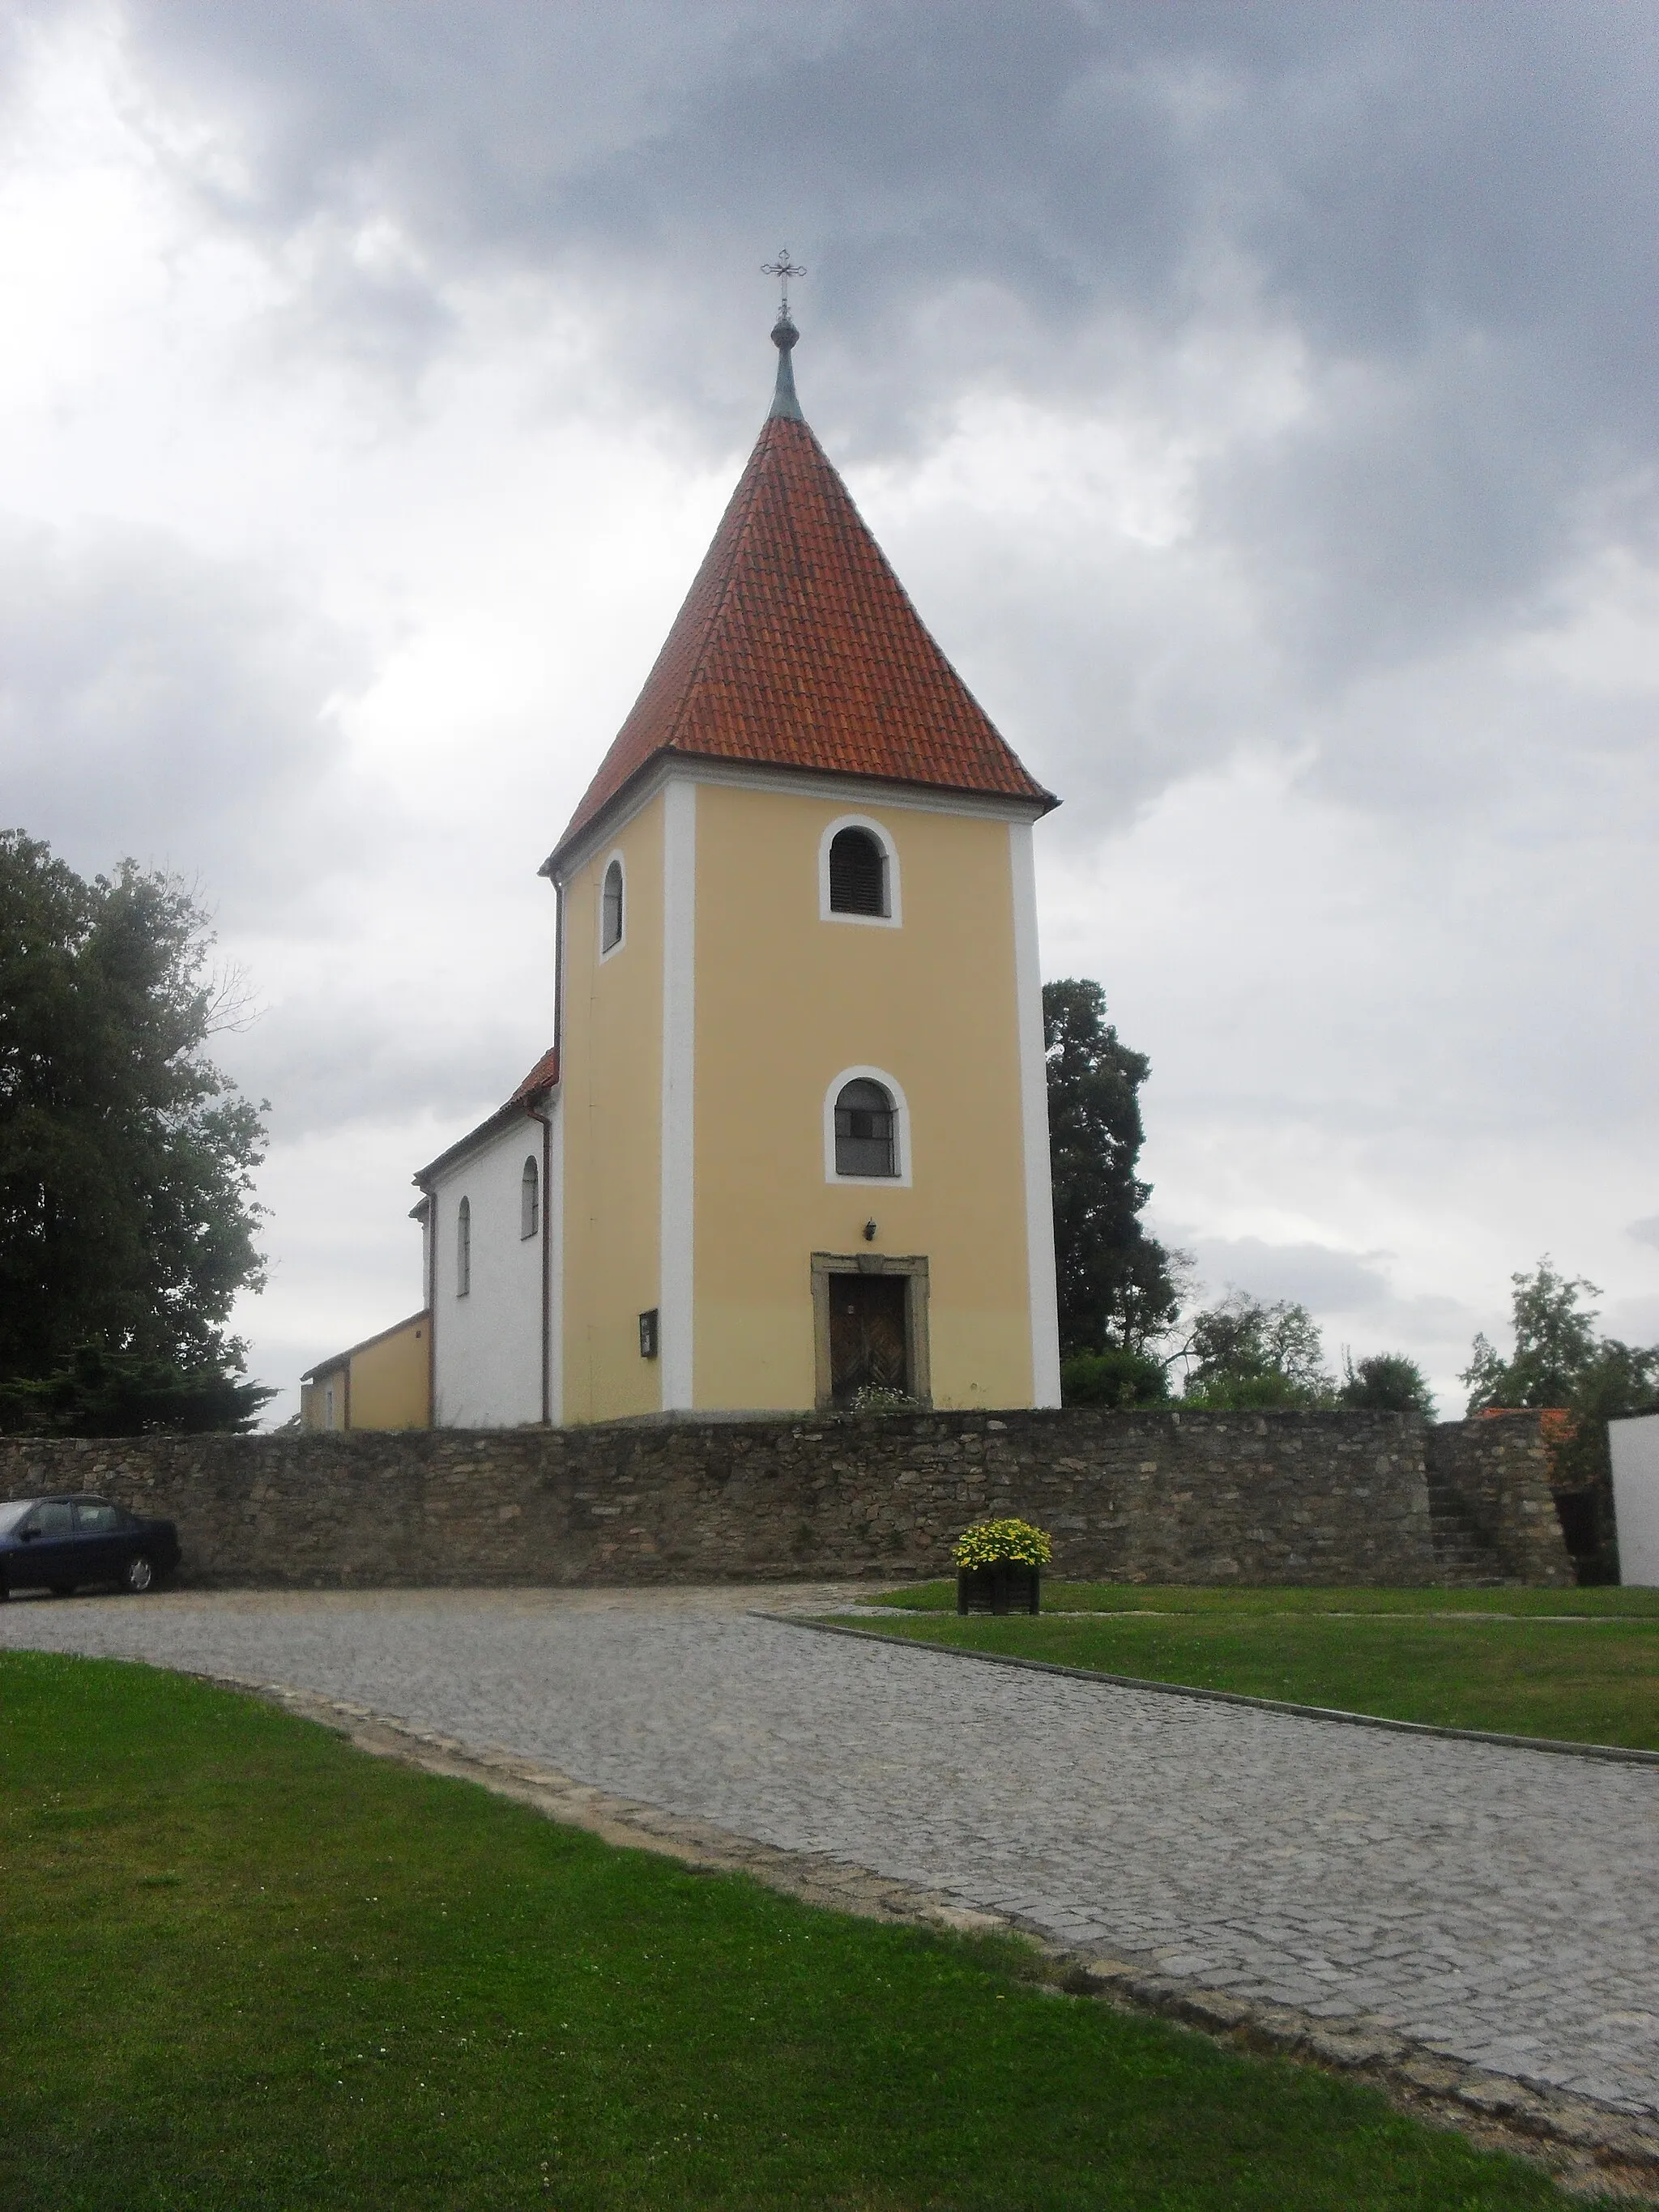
0;1499;39;1536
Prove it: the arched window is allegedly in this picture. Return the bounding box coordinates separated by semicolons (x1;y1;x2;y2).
601;857;625;954
456;1196;471;1296
834;1078;898;1178
521;1155;539;1239
820;816;900;926
828;827;887;916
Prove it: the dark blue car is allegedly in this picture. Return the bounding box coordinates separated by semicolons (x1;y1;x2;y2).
0;1494;180;1599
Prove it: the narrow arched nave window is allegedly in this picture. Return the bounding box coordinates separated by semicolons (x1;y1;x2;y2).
601;858;625;953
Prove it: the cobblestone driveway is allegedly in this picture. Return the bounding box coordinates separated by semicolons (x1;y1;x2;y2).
5;1586;1655;2118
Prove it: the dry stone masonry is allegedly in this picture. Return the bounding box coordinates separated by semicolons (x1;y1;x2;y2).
1425;1416;1575;1585
0;1406;1572;1588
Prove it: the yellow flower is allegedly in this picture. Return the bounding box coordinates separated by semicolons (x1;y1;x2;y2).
952;1517;1052;1570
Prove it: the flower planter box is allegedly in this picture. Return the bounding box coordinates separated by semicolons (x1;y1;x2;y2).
956;1564;1042;1617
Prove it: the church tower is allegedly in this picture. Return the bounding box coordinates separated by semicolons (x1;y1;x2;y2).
541;313;1060;1422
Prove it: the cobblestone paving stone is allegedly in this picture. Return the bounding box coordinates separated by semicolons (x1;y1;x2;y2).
6;1585;1656;2119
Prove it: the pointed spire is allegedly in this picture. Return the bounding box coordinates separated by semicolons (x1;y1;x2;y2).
761;249;808;423
545;381;1056;871
769;311;804;421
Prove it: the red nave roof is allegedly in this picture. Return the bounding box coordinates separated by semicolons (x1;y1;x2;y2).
548;326;1055;867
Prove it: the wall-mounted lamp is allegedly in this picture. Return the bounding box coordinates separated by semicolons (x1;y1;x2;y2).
863;1220;877;1242
638;1308;659;1359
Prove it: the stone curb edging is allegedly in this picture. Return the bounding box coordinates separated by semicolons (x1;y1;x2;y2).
190;1665;1658;2201
770;1611;1659;1769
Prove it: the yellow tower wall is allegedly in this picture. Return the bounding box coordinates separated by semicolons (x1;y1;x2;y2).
557;794;665;1422
690;780;1034;1413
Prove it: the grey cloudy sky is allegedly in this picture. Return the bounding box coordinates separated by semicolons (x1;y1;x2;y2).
3;0;1657;1417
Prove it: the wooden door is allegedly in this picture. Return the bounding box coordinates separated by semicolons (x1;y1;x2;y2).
829;1273;909;1404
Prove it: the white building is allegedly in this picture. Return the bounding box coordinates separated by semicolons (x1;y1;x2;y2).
414;1049;558;1428
1610;1414;1659;1587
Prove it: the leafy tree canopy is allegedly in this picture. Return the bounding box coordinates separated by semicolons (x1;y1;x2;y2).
1461;1259;1655;1414
1338;1352;1437;1417
1461;1258;1659;1581
0;830;268;1430
1044;978;1181;1358
1059;1345;1171;1409
1180;1292;1335;1409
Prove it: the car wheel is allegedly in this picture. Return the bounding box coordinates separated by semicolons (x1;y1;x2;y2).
125;1554;156;1595
49;1583;77;1597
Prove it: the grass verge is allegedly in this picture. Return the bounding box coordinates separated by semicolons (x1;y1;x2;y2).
835;1600;1659;1750
863;1581;1659;1617
2;1649;1608;2210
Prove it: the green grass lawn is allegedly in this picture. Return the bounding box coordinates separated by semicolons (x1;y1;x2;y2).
838;1589;1659;1750
2;1652;1607;2211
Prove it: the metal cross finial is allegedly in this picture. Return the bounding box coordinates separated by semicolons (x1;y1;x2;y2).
761;249;806;318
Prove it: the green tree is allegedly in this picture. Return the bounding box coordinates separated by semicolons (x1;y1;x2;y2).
1461;1259;1658;1579
1058;1345;1171;1409
0;1347;271;1436
0;831;269;1431
1043;978;1180;1359
1338;1352;1437;1417
1461;1259;1611;1410
1181;1292;1336;1409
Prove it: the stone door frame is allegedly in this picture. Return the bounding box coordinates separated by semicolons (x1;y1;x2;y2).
809;1251;932;1413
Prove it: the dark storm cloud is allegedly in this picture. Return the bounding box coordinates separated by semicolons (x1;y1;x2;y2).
127;2;1654;381
0;519;367;921
100;0;1659;777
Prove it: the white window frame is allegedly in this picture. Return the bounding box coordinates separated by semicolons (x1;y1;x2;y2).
456;1195;471;1297
599;850;626;961
521;1154;539;1240
823;1065;912;1187
819;815;902;927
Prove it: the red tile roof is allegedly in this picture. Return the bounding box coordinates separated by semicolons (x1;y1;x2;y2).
508;1045;559;1102
548;408;1056;867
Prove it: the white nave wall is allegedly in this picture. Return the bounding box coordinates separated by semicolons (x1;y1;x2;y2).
428;1107;552;1427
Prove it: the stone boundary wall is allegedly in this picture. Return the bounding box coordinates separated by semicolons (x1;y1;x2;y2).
0;1406;1534;1589
1425;1416;1574;1587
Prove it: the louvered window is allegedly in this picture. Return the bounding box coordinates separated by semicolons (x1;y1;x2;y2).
834;1079;897;1177
829;828;887;916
